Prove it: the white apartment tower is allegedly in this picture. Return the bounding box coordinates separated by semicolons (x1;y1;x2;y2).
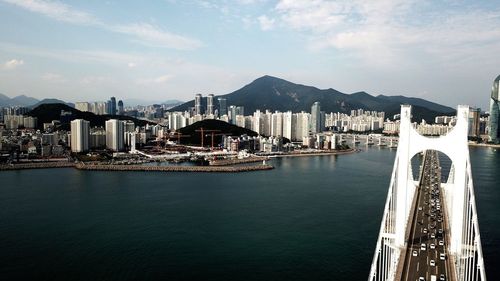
70;119;90;153
105;119;125;151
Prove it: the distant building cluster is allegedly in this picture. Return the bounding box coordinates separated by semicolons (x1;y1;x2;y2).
166;94;387;142
382;108;487;137
2;75;500;162
75;96;123;116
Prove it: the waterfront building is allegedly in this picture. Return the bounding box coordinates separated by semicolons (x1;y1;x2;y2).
90;127;106;149
70;119;90;153
468;107;481;138
488;75;500;143
195;94;202;115
311;102;321;133
271;111;283;137
282;111;293;140
105;119;124;151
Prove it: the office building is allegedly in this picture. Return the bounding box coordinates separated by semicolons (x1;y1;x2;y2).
195;94;202;115
218;98;227;116
207;94;214;115
117;100;124;115
311;101;321;133
70;119;90;153
110;97;117;115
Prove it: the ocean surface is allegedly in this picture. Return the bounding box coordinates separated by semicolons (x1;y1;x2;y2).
0;146;498;280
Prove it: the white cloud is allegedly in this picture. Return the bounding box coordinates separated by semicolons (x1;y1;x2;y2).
137;74;174;85
110;23;202;50
3;59;24;69
128;62;137;68
80;76;113;85
2;0;203;50
2;0;98;25
257;15;275;31
41;72;65;82
273;0;500;68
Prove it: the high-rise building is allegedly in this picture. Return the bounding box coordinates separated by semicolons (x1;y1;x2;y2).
218;98;227;116
110;97;117;115
117;100;124;115
195;94;202;115
70;119;90;153
207;94;214;115
489;75;500;143
23;116;37;129
75;102;90;112
311;101;321;133
105;119;124;151
468;107;481;138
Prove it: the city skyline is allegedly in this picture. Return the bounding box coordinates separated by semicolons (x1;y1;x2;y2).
0;0;499;109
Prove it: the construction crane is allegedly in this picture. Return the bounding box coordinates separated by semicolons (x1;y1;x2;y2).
195;128;220;148
205;132;226;150
169;132;190;145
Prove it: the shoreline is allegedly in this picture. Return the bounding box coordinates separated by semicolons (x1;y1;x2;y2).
0;162;75;171
75;163;273;173
209;157;268;166
0;149;359;171
269;148;358;158
468;143;500;149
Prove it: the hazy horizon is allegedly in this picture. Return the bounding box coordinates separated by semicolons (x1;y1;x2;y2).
1;0;499;109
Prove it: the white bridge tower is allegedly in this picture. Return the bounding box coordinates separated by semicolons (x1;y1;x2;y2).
368;105;486;281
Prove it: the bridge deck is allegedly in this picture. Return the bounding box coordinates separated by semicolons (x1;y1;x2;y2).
400;150;454;281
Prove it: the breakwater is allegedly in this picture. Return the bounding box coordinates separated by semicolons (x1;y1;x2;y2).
0;162;75;171
209;157;268;166
75;163;273;173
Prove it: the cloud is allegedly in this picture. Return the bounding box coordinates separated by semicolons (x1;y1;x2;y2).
128;62;137;68
3;59;24;69
80;76;114;85
2;0;202;50
137;74;174;85
273;0;500;68
2;0;98;25
257;15;275;31
110;23;203;50
41;72;65;82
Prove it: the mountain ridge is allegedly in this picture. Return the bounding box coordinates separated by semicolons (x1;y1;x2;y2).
170;75;455;123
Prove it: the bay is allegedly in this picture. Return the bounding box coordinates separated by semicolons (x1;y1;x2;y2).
0;147;498;280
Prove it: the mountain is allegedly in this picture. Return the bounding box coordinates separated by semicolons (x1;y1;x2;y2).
26;103;154;130
376;95;454;114
177;119;257;146
30;98;74;108
10;95;40;107
0;93;40;107
170;75;455;123
0;93;10;104
122;98;184;107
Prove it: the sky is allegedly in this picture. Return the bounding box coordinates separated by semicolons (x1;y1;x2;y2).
0;0;499;109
